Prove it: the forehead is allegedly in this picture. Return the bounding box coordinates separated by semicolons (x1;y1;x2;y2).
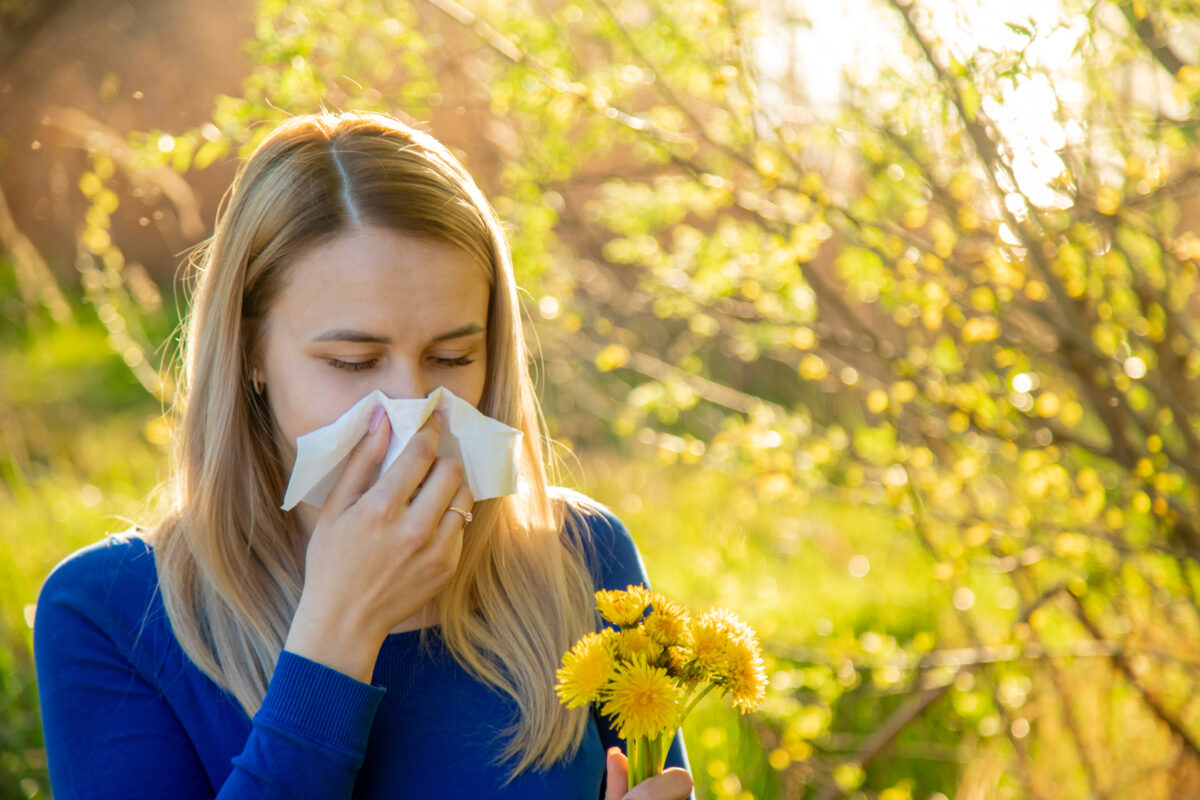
267;225;490;336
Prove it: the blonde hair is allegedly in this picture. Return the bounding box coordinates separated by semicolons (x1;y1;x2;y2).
148;111;595;775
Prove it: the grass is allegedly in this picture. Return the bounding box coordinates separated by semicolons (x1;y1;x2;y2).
0;313;169;800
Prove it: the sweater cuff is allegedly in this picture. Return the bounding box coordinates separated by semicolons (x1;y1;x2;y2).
255;650;386;756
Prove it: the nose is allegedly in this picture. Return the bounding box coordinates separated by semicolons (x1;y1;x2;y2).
379;359;432;400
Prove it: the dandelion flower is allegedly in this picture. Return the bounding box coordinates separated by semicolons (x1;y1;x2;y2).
595;585;652;628
707;608;757;644
556;631;615;708
663;645;690;673
617;627;664;662
644;594;691;647
601;658;681;741
688;611;732;675
721;635;767;713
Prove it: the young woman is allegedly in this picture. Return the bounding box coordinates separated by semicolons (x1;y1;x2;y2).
34;111;693;800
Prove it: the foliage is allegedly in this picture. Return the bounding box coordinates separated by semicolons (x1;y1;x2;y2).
0;286;171;799
7;0;1200;798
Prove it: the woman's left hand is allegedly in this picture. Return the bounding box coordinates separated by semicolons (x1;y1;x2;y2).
603;747;694;800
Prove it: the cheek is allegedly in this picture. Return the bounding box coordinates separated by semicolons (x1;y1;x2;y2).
263;359;365;455
458;356;490;409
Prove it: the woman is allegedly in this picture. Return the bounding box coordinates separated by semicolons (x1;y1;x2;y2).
34;111;693;799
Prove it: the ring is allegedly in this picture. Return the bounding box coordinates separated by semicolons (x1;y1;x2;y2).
447;506;473;524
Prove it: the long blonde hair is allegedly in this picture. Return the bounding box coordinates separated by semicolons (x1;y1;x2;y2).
148;112;595;775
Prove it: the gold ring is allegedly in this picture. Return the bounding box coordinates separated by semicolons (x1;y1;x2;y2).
447;506;473;524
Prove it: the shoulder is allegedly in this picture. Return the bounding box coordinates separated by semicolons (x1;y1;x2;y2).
35;530;161;643
550;487;650;592
39;530;158;603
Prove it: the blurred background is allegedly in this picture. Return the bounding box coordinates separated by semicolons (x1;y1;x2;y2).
4;0;1200;797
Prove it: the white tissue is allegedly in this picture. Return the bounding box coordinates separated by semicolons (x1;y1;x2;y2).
281;387;522;511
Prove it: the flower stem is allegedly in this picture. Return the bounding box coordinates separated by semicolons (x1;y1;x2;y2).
679;682;717;723
627;736;644;789
651;732;667;774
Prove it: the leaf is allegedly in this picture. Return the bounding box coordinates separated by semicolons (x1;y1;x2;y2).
960;82;980;123
193;138;230;171
962;316;1000;342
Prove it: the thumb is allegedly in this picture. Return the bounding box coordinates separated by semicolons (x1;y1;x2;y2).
604;747;629;800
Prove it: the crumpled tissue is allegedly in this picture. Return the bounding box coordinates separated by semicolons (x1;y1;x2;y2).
281;387;522;511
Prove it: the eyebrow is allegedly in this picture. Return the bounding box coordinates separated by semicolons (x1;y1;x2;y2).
311;323;485;344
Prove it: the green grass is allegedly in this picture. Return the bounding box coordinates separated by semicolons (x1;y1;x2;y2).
1;314;169;800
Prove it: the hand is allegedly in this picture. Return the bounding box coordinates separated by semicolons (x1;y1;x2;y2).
604;747;694;800
284;408;474;682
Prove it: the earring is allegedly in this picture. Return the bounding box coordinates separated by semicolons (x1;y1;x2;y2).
252;367;265;396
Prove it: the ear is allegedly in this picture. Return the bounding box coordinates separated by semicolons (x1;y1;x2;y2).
241;316;263;373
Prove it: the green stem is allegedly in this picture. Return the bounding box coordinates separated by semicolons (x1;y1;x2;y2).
679;682;718;723
627;736;645;789
652;732;668;774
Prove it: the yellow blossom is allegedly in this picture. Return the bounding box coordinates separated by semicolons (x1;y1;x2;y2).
617;627;664;662
559;588;770;785
555;631;615;708
595;585;652;627
663;645;690;672
601;658;681;741
721;633;768;713
644;594;691;647
688;610;734;674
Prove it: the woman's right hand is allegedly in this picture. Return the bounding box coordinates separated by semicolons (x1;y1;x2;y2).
283;406;474;682
603;748;694;800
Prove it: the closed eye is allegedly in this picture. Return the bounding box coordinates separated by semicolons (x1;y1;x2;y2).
432;355;475;367
326;358;378;372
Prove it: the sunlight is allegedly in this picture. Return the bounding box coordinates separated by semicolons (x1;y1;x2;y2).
757;0;1092;208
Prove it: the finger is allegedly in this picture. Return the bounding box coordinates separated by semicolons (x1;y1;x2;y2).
437;484;475;535
361;410;443;517
434;485;474;565
623;768;694;800
604;748;628;800
323;406;391;516
401;456;466;534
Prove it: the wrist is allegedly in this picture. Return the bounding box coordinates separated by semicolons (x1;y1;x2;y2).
285;600;383;684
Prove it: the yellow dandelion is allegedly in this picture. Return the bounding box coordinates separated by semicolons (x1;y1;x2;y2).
688;611;732;675
595;585;652;628
616;627;664;663
663;645;690;673
555;631;616;708
708;608;757;643
601;658;682;741
644;594;691;647
721;635;767;713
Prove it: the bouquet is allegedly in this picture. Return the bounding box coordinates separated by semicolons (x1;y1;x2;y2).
555;585;768;789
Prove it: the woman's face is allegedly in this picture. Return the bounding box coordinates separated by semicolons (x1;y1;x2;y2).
255;224;490;467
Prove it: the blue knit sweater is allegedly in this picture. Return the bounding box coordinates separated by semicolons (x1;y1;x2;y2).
34;500;688;798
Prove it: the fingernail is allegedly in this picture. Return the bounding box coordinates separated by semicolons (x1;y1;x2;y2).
369;405;385;432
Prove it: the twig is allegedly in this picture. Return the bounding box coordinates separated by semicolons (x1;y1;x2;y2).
1068;592;1200;761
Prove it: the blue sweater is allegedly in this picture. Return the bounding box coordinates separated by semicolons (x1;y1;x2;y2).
34;501;688;798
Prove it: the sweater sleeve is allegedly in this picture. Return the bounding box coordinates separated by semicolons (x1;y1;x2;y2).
567;498;693;794
34;539;385;799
